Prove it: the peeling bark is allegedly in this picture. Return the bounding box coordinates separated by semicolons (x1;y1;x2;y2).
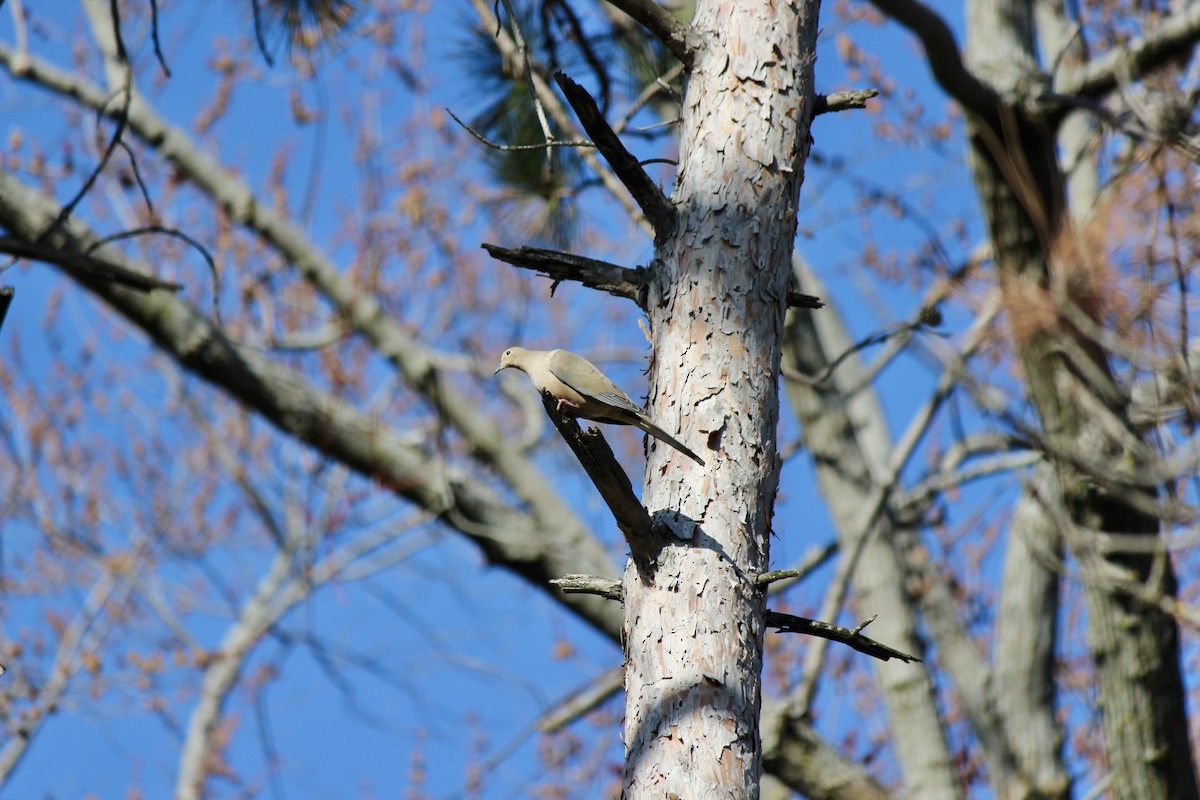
620;2;820;797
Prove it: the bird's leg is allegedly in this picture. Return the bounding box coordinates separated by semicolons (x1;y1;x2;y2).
555;397;580;412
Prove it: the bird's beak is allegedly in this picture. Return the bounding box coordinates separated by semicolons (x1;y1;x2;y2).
494;363;504;375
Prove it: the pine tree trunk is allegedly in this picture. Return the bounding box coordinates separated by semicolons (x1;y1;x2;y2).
620;2;820;797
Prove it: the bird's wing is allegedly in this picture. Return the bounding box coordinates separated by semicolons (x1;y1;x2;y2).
547;352;644;416
590;390;644;415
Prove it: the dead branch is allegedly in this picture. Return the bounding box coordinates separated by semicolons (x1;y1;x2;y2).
814;89;879;115
765;610;922;663
482;243;644;301
603;0;695;66
551;574;622;600
538;391;657;564
554;71;677;236
0;235;183;292
483;242;822;309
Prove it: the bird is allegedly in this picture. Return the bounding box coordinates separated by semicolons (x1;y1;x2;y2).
495;347;706;466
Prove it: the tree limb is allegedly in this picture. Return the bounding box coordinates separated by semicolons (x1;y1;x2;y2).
538;391;657;565
0;234;183;292
603;0;695;66
0;39;632;631
536;666;624;733
765;611;921;663
1054;3;1200;100
0;168;626;640
814;89;879;115
867;0;998;116
761;706;892;800
482;242;822;308
482;242;645;301
551;574;623;600
554;71;677;237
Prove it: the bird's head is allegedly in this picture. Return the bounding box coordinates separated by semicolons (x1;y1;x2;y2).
494;346;528;375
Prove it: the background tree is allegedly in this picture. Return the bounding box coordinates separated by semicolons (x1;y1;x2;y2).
0;0;1197;798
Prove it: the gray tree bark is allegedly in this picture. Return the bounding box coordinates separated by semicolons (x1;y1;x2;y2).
620;1;820;796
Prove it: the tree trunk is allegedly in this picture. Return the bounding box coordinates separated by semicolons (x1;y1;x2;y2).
964;2;1198;797
620;1;820;796
993;465;1069;800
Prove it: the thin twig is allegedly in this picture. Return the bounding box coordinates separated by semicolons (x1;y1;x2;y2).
87;224;220;317
784;311;941;386
250;0;276;66
148;0;171;76
0;286;13;334
498;0;556;172
446;108;594;151
115;140;154;214
613;62;684;135
38;81;132;244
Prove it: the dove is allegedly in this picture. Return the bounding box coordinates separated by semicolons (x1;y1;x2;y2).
495;347;706;466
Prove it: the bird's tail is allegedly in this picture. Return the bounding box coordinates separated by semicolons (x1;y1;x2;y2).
632;415;706;466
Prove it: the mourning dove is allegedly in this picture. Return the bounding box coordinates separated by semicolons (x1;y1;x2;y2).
495;347;706;466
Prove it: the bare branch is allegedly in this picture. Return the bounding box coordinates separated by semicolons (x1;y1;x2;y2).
0;568;126;782
554;71;677;236
766;611;921;663
0;39;631;627
483;241;823;312
497;0;556;171
867;0;998;116
147;0;170;76
755;541;838;590
784;309;940;386
538;392;657;565
482;242;645;301
787;290;824;309
992;465;1071;796
603;0;695;66
446;107;595;151
0;168;625;639
814;88;879;115
552;572;923;662
761;705;892;800
0;234;183;292
463;0;654;233
1054;3;1200;100
551;575;623;600
613;62;684;135
536;667;624;733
